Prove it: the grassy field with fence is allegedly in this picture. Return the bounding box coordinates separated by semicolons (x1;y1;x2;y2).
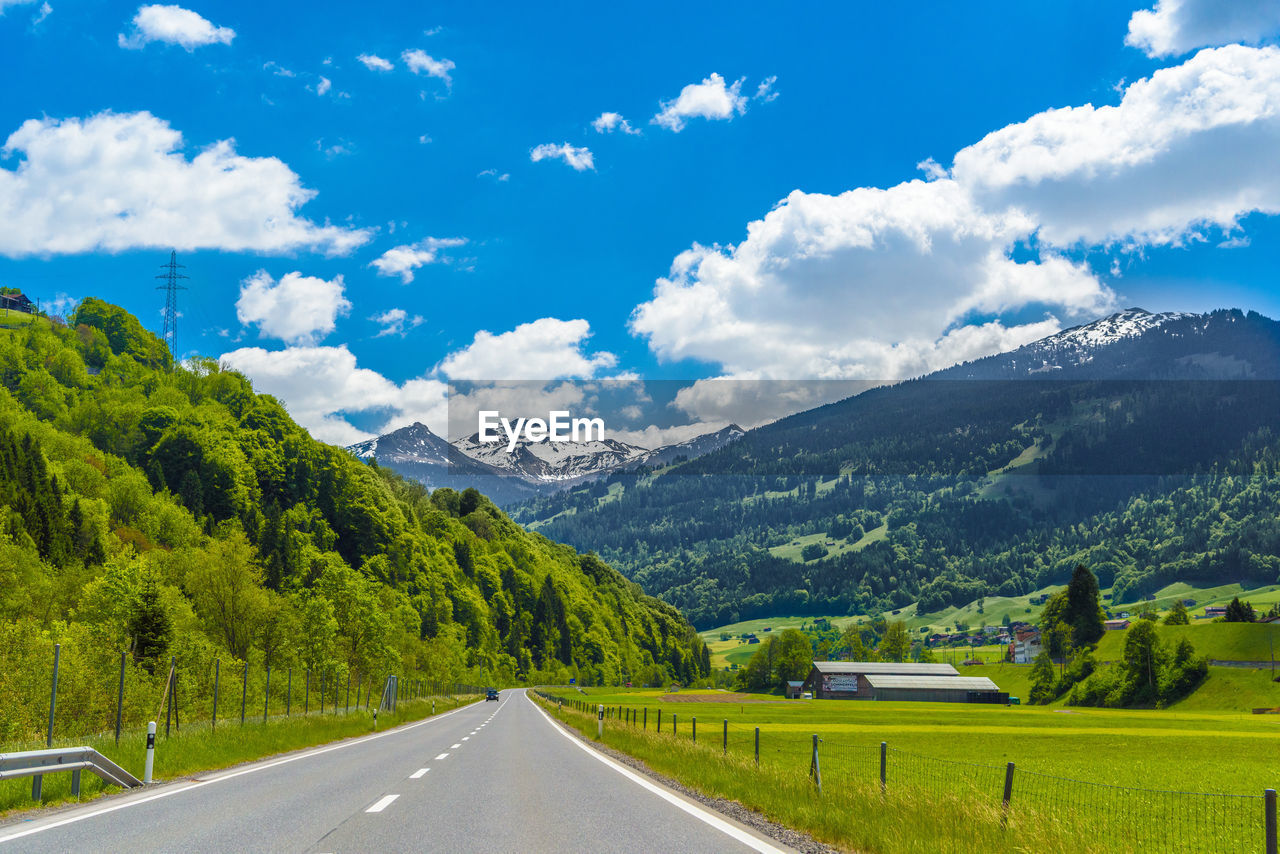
535;687;1280;853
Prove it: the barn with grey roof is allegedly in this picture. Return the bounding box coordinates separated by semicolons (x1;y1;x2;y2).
801;661;1007;703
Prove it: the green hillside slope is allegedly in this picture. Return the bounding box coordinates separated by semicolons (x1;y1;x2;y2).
0;304;707;740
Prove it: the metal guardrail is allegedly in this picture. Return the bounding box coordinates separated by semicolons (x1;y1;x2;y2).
0;747;142;796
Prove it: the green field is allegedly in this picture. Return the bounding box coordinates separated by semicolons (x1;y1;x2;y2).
538;688;1272;853
1095;621;1280;663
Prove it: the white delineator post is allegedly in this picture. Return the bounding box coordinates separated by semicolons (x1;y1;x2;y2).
597;704;604;739
144;721;156;784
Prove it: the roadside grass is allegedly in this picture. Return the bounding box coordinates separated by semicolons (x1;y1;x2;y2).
0;694;479;818
534;694;1110;854
564;687;1280;795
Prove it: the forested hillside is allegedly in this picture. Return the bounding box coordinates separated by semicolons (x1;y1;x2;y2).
515;310;1280;628
0;301;708;732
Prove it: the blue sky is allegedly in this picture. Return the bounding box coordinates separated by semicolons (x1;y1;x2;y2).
3;0;1280;445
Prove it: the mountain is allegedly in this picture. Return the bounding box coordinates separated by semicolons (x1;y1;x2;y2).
0;300;710;739
348;420;745;506
348;422;540;506
510;308;1280;628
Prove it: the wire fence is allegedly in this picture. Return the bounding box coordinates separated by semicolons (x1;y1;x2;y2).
537;691;1277;854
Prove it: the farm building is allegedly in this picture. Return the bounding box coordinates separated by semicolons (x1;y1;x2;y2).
0;291;35;313
785;680;804;699
801;661;1007;703
1104;618;1130;630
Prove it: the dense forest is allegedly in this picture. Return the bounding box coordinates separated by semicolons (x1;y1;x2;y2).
514;311;1280;627
0;301;708;739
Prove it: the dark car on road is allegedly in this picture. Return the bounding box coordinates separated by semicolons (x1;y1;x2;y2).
486;688;499;701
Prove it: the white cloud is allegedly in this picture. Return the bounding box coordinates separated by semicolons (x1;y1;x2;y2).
118;4;234;51
530;142;594;171
371;307;424;337
952;45;1280;247
0;111;370;257
592;112;640;134
402;49;454;86
632;45;1280;388
1127;0;1280;58
31;1;50;24
438;318;616;381
753;75;778;103
357;53;393;71
652;73;747;131
220;345;449;444
315;76;331;95
236;270;351;345
477;168;510;181
0;0;36;12
370;236;467;283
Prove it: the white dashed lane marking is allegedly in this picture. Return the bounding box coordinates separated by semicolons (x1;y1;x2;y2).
366;795;399;813
435;753;449;760
450;743;461;749
409;768;429;779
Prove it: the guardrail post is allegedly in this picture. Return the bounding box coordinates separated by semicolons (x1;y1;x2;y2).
1266;788;1277;854
810;734;822;793
264;666;271;723
1002;762;1015;828
115;650;126;746
144;721;156;784
213;659;220;729
70;767;81;798
32;642;59;801
880;741;887;793
755;727;760;766
240;662;248;726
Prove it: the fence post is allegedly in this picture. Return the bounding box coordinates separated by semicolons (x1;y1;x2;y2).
657;709;662;732
346;672;351;713
174;669;180;731
240;662;248;726
1266;788;1277;854
115;650;126;746
810;734;822;793
692;717;697;743
723;719;728;754
755;727;760;767
673;713;677;736
164;656;174;738
287;667;292;716
32;642;60;801
880;742;887;793
643;707;647;730
264;666;271;724
305;668;310;713
213;659;220;729
1002;762;1015;828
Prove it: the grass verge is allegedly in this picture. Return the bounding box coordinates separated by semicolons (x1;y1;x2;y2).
0;694;478;818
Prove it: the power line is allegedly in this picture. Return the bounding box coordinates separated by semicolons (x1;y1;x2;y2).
155;250;189;362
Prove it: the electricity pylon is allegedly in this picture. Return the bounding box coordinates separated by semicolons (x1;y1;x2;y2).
155;250;189;362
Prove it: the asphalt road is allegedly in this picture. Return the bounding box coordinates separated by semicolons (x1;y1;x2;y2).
0;688;790;853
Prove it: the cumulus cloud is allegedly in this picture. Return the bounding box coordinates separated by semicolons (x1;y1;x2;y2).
652;73;748;131
357;53;393;71
530;142;594;171
753;76;778;103
0;111;370;257
315;76;331;96
632;44;1280;392
118;4;234;50
0;0;36;12
592;112;640;134
1126;0;1280;57
370;236;467;283
477;168;510;181
220;345;449;445
438;318;616;381
371;307;424;337
401;49;454;85
236;270;351;345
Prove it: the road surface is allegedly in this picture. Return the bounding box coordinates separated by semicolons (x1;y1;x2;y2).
0;688;791;853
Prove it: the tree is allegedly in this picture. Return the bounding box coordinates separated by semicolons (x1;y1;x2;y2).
836;623;873;661
773;629;813;689
128;578;171;670
1163;601;1190;625
1065;565;1105;646
1029;650;1057;704
1122;620;1165;701
1224;597;1256;623
879;620;911;662
182;531;270;661
801;543;828;562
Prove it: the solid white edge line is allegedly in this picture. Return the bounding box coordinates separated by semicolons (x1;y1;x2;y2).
528;692;789;854
0;701;479;844
409;768;429;779
365;794;399;813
